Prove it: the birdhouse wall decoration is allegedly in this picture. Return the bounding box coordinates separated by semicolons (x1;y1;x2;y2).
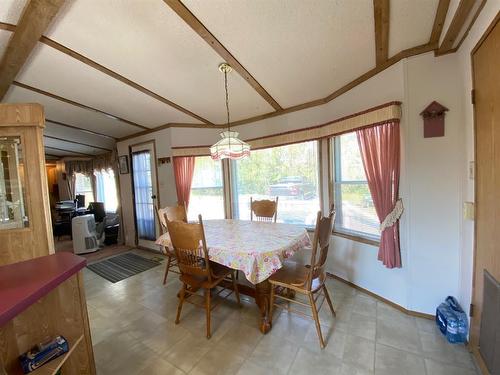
420;101;449;138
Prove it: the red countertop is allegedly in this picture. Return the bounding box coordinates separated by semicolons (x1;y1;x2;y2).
0;252;86;327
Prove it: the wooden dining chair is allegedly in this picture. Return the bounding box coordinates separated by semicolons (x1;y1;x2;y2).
268;206;336;349
250;196;279;222
166;215;241;339
155;202;187;285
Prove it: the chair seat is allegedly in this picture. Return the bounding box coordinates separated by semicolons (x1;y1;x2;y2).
180;261;233;289
269;261;324;292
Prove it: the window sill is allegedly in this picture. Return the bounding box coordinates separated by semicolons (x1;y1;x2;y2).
332;231;380;247
305;227;380;247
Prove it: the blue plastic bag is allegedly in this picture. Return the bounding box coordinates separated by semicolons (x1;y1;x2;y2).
435;296;468;343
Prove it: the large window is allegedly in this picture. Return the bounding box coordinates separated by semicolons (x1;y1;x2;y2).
332;132;379;240
74;173;94;206
231;141;320;227
188;156;225;221
94;168;118;213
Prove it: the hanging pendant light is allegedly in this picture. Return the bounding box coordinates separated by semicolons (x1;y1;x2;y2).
210;63;250;160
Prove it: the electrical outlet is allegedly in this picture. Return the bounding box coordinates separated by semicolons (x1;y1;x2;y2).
463;202;474;220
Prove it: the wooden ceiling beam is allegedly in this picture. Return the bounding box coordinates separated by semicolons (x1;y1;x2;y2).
43;135;112;151
46;119;118;140
374;0;390;66
437;0;476;54
164;0;283;111
0;0;65;100
429;0;451;46
44;145;94;156
13;81;149;130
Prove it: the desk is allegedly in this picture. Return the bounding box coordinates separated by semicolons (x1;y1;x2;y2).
157;219;311;333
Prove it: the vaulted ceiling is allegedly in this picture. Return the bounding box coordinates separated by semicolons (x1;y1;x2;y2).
0;0;486;159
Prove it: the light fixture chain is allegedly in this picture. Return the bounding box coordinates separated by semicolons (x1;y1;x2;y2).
224;69;230;132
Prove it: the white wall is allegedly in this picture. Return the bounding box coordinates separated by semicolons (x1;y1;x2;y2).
117;7;498;314
116;128;178;246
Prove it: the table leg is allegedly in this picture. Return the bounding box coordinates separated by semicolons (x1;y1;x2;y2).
255;280;272;334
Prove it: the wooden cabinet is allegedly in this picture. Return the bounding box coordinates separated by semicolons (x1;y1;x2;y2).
0;253;96;374
0;103;54;265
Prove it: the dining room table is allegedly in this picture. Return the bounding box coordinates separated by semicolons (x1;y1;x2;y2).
156;219;312;333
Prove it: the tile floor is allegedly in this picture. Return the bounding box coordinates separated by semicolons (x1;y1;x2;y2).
83;250;479;375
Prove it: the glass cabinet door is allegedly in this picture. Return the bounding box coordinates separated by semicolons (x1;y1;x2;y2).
0;136;28;229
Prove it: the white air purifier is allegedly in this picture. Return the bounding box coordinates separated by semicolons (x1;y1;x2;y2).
72;214;99;254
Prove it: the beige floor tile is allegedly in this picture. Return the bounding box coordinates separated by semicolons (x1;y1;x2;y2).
339;363;374;375
164;332;213;373
216;321;264;357
424;358;478;375
342;334;375;372
376;318;422;354
236;359;287;375
375;343;426;375
348;312;376;341
352;294;378;317
140;357;186;375
270;310;313;344
303;324;346;358
416;317;439;333
248;333;300;374
189;344;246;375
289;347;343;375
420;331;475;369
376;302;417;326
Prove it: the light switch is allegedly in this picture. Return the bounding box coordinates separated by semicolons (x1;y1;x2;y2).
463;202;474;220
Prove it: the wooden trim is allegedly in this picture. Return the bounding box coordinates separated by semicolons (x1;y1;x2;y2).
0;0;65;100
469;346;491;375
333;231;380;247
0;21;212;125
44;145;93;156
430;0;451;45
453;0;487;52
327;273;434;320
46;118;118;140
437;0;476;54
44;135;112;151
164;0;282;111
229;44;433;128
117;121;223;142
13;81;149;130
40;36;212;125
471;10;500;55
374;0;390;65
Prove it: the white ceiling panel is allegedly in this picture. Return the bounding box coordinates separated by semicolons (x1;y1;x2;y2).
44;0;273;124
453;0;484;48
3;85;139;138
45;121;115;151
43;137;104;156
15;43;200;127
183;0;376;108
0;0;28;24
389;0;439;57
44;146;84;157
0;29;12;61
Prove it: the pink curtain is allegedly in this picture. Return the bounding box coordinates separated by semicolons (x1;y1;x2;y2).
356;121;401;268
173;156;195;209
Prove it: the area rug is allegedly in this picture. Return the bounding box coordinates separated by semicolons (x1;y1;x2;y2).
87;252;161;283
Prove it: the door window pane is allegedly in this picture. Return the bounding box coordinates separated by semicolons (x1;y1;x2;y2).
188;156;224;221
333;133;380;239
231;141;320;227
132;151;155;240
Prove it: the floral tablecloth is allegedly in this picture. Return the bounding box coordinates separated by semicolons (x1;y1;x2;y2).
156;219;311;284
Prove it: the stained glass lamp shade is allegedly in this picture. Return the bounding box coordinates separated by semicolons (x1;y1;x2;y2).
210;131;250;160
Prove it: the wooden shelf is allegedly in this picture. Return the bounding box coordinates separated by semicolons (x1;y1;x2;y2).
11;335;84;375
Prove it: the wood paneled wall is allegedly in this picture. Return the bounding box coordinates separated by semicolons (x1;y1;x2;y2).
0;103;54;265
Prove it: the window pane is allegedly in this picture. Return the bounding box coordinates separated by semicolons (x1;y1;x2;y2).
188;156;224;221
231;141;320;227
334;134;380;239
95;169;118;213
74;173;94;206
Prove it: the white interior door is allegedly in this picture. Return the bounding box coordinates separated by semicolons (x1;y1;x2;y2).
131;142;158;249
